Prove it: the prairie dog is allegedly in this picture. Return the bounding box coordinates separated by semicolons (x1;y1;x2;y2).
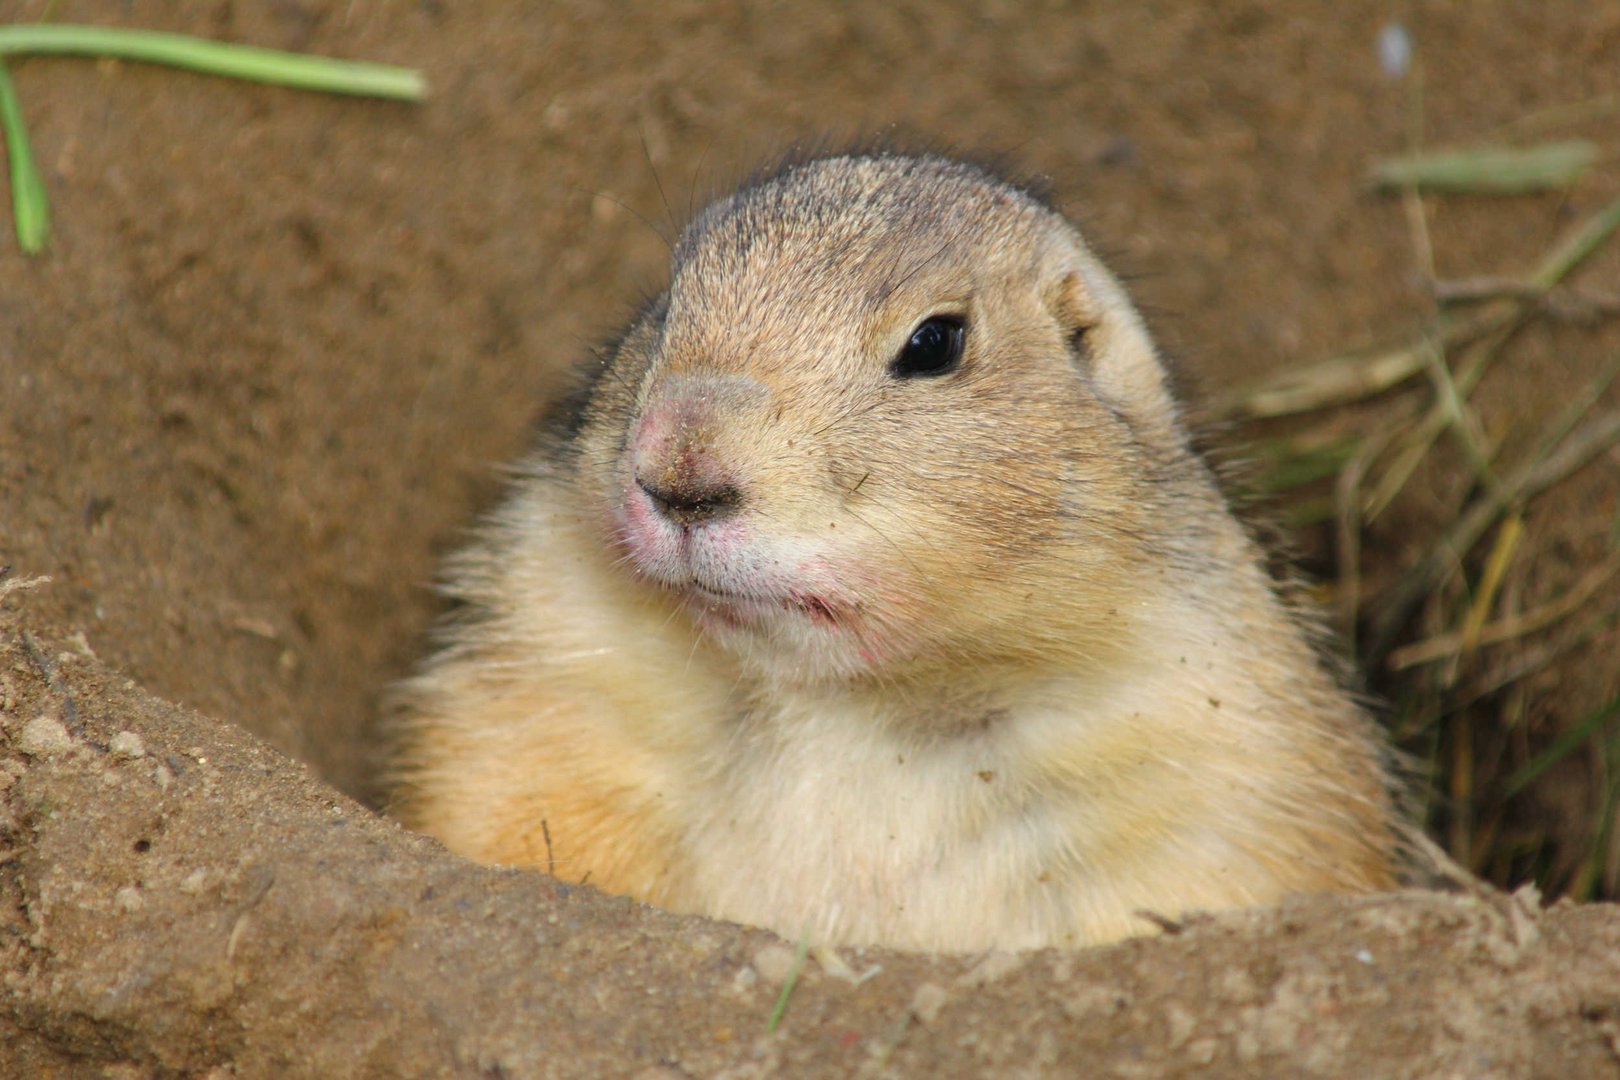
393;153;1398;952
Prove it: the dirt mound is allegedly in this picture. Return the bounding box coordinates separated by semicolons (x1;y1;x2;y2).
4;621;1619;1076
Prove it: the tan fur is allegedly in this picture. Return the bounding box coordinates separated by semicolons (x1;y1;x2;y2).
391;154;1398;952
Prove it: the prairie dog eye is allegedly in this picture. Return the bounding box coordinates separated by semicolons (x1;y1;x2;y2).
890;315;966;378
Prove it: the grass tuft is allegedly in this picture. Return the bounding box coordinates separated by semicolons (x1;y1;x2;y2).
1229;113;1620;899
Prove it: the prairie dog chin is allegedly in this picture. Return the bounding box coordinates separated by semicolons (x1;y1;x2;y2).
393;152;1399;952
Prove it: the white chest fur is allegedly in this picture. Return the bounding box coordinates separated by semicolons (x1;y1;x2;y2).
672;673;1218;952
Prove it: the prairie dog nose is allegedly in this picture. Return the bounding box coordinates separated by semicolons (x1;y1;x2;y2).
630;374;764;527
635;472;742;526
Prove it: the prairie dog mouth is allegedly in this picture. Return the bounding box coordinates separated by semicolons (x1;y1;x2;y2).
686;576;743;600
681;577;844;629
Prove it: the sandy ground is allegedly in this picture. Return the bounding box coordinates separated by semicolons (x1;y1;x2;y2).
3;2;1620;1076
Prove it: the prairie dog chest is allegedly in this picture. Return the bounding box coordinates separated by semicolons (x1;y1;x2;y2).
675;694;1077;947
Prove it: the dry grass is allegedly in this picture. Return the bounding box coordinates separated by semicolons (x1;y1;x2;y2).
1217;140;1620;899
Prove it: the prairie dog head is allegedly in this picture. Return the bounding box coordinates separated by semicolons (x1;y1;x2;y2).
570;155;1202;685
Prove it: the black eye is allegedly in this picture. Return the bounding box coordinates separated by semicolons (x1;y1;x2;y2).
890;316;966;378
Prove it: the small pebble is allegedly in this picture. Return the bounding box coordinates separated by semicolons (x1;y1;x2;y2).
752;943;799;986
910;981;950;1024
728;964;759;997
19;714;74;757
109;730;147;760
1377;23;1412;79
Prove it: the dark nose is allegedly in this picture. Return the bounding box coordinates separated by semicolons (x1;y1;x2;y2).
636;474;743;527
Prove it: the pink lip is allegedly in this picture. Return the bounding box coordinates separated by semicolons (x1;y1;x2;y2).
680;578;847;630
612;482;854;633
786;589;841;627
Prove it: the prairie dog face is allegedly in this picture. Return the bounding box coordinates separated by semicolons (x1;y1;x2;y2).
572;156;1187;684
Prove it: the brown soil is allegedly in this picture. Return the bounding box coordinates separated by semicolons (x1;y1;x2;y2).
3;2;1619;1076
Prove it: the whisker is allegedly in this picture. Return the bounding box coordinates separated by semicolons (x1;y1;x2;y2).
684;615;709;675
807;396;887;440
875;235;955;305
841;501;930;581
640;130;679;247
569;184;674;258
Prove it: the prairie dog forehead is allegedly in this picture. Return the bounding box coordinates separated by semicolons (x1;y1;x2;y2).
657;156;1056;368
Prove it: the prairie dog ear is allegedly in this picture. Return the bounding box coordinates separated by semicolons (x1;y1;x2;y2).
1041;228;1181;434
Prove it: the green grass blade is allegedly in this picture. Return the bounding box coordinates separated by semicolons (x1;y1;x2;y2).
0;24;425;101
1249;434;1363;495
1506;692;1620;796
1370;140;1596;194
1529;193;1620;290
0;60;48;253
765;929;812;1034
